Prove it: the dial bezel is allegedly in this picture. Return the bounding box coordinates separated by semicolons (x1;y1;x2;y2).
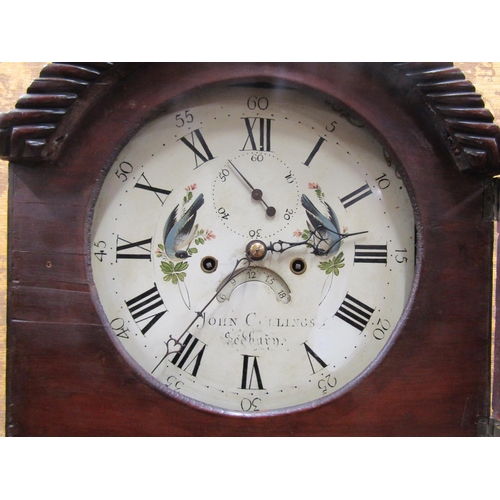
86;75;421;417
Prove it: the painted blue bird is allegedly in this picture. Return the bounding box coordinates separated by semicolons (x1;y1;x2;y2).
301;194;342;256
163;193;205;261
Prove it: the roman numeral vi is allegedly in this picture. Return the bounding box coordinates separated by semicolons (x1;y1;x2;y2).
240;355;265;390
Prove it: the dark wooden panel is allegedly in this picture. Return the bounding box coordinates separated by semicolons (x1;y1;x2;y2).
9;200;86;254
9;286;101;325
11;251;87;291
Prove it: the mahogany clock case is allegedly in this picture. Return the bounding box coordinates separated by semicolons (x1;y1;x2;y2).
2;62;499;436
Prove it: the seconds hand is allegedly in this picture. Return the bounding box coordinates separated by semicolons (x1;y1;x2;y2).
227;160;276;217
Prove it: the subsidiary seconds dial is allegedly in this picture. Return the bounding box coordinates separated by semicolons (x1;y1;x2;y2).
212;152;300;239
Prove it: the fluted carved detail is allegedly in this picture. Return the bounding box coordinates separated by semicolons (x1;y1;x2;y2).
2;62;499;175
391;62;500;175
0;62;114;161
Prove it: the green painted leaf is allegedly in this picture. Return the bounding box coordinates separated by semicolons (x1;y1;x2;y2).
319;260;333;270
174;262;185;272
334;252;344;264
161;263;171;273
188;247;198;254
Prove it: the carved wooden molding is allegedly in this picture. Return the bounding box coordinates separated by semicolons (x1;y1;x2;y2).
0;62;115;161
1;62;499;176
387;62;500;175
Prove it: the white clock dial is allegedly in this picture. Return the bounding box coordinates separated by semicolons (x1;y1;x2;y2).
90;83;415;415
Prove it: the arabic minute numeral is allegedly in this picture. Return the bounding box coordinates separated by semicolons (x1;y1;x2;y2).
241;397;261;412
318;374;337;395
175;109;194;127
246;96;269;110
373;318;391;341
166;375;184;392
284;208;294;220
395;249;408;263
326;120;337;132
375;172;391;189
115;161;133;182
93;241;107;262
110;317;130;339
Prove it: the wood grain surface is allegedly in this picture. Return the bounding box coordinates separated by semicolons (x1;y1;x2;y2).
1;62;499;436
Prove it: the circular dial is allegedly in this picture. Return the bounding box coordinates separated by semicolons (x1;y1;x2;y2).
212;152;300;239
90;83;415;415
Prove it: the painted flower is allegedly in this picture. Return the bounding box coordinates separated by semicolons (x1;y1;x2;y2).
155;244;166;258
293;229;303;238
204;229;216;241
308;182;325;201
183;185;197;204
193;228;216;247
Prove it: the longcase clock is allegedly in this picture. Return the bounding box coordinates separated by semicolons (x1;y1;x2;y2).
1;62;500;436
